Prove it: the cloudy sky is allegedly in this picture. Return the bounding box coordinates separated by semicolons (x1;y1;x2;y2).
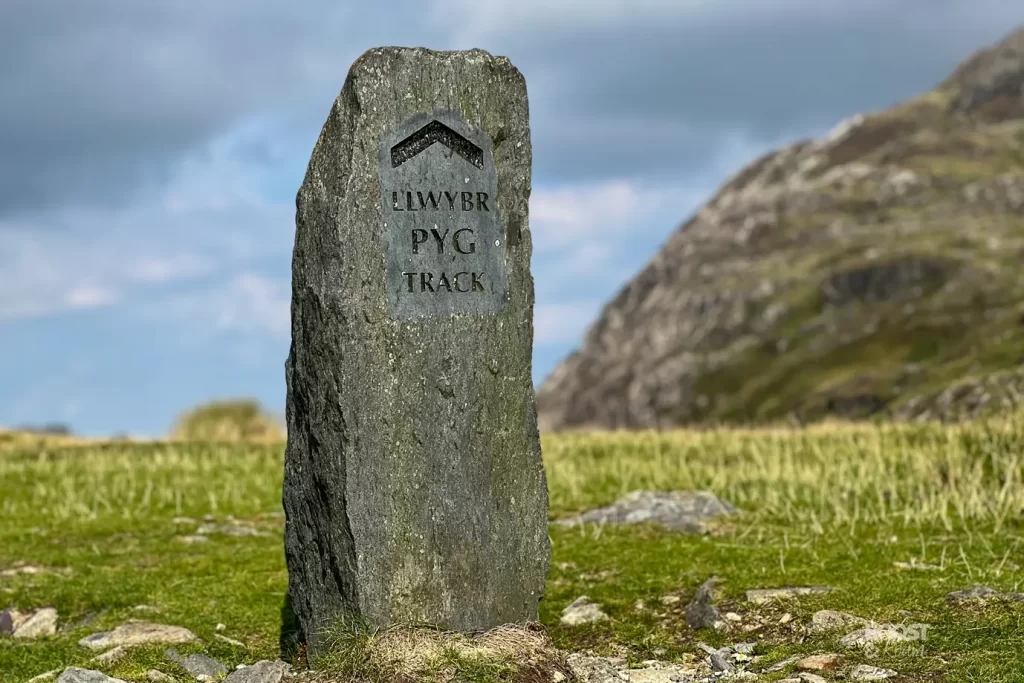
0;1;1020;436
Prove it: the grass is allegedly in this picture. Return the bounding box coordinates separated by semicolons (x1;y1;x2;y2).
1;418;1023;681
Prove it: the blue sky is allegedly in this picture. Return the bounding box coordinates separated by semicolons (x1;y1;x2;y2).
1;0;1021;436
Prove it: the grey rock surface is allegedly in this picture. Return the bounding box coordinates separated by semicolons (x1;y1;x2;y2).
56;670;125;683
745;586;833;604
838;628;911;648
166;649;228;678
685;578;723;630
850;664;898;681
222;661;290;683
13;607;58;639
283;46;549;657
78;622;197;650
946;585;1024;602
560;596;608;626
555;490;735;532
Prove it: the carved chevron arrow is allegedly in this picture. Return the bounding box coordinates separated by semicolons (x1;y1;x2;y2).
390;119;484;169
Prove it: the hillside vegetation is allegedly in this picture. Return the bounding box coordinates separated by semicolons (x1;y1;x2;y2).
2;417;1024;680
538;27;1024;430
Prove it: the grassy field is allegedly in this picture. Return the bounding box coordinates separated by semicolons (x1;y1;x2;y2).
2;419;1024;682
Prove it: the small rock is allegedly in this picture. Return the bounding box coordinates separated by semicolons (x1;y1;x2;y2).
177;536;209;544
850;664;898;680
13;607;59;639
565;654;628;683
660;595;680;606
733;642;755;655
0;608;26;635
839;628;911;648
724;611;742;622
222;661;290;683
146;672;174;683
25;669;61;683
633;600;646;611
685;577;723;630
167;648;228;679
56;669;126;683
765;656;801;672
216;623;226;631
171;517;197;525
946;586;1024;602
90;646;128;665
798;674;827;683
709;652;734;673
561;596;608;626
796;653;842;671
779;612;793;624
779;679;801;683
745;586;833;604
78;622;197;650
554;490;736;532
132;605;161;613
809;609;871;633
552;672;566;683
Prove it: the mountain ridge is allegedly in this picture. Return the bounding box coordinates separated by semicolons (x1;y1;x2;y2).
537;27;1024;431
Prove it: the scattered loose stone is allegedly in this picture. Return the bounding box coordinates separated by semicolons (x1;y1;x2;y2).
745;586;833;604
56;669;126;683
166;648;228;679
633;600;646;611
797;674;827;683
850;664;898;680
561;596;608;626
11;607;58;639
0;608;25;635
796;653;842;671
779;612;793;624
146;672;174;683
132;605;161;613
733;642;755;655
554;490;736;532
0;563;59;579
685;577;723;630
660;595;680;606
724;612;742;622
176;535;209;544
946;585;1024;602
809;609;871;633
765;656;801;672
779;679;801;683
709;652;734;673
90;646;128;665
839;628;911;648
78;622;197;650
216;623;226;631
171;517;197;525
214;633;247;648
222;661;290;683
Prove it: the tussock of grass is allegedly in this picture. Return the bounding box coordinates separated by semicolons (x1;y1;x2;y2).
168;398;284;443
310;621;565;683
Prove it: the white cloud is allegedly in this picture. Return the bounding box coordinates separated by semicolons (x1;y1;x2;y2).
162;273;290;340
0;117;293;324
534;301;603;345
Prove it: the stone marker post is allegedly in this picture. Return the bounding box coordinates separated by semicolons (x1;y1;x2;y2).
283;47;550;657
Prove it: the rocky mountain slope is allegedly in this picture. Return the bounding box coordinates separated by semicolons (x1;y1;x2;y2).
537;27;1024;430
